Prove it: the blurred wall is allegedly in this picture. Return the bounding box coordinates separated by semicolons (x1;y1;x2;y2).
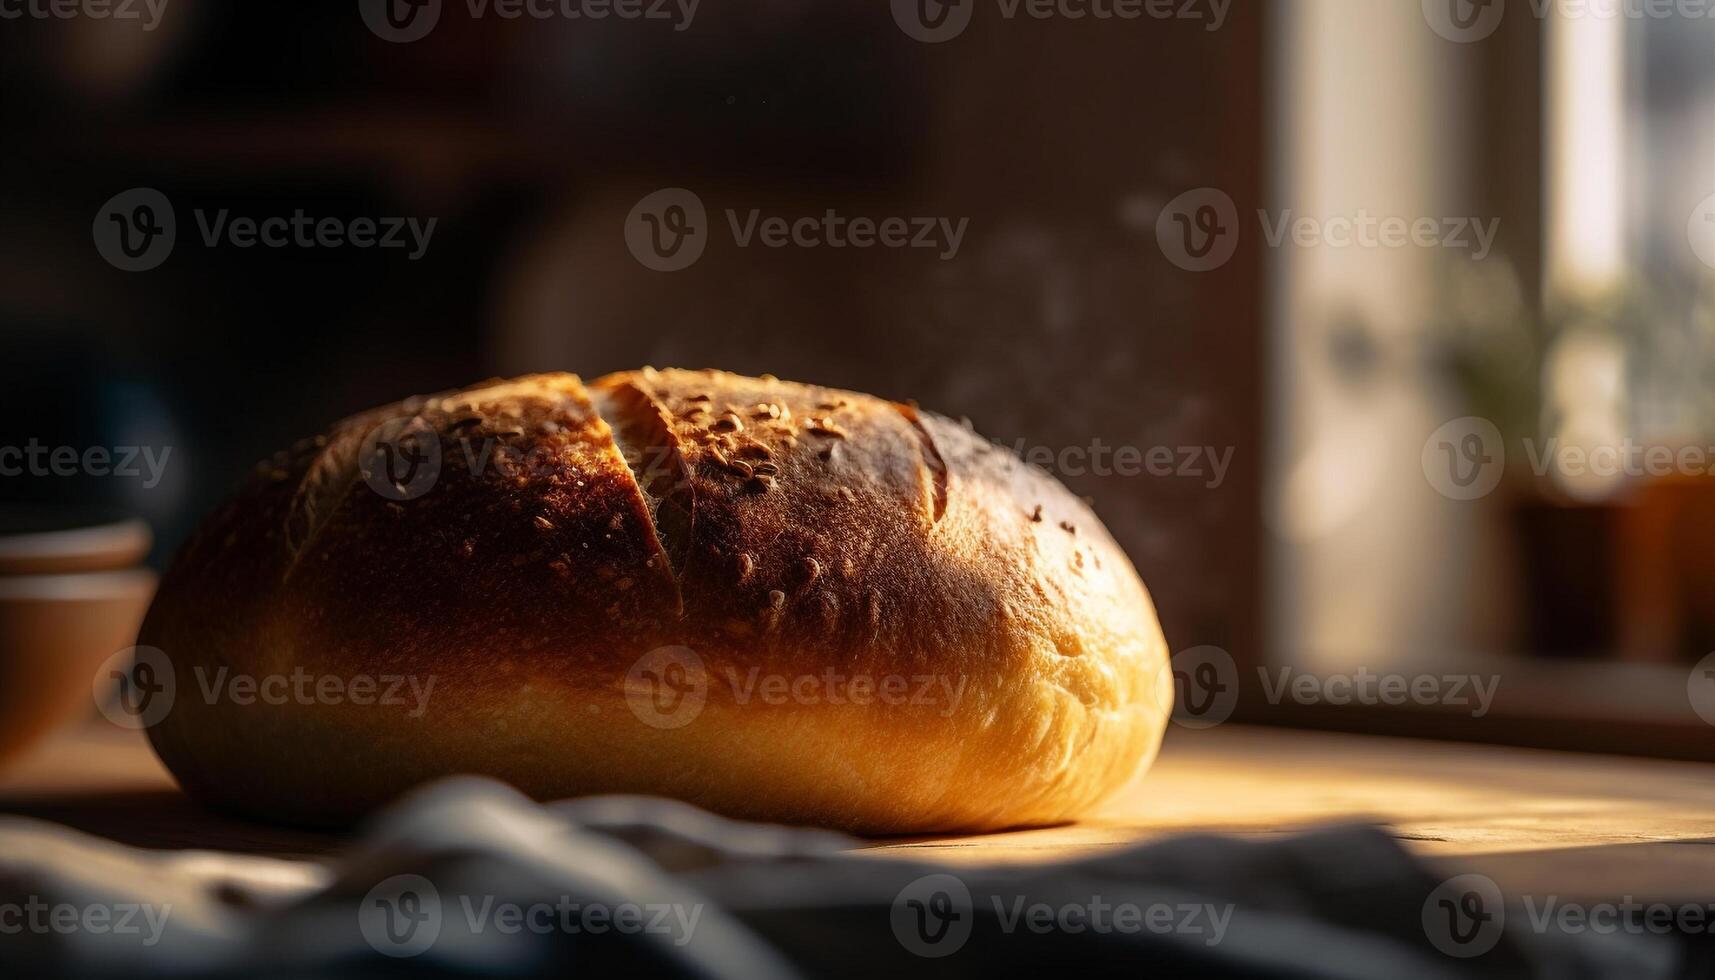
0;3;1268;660
1267;0;1513;671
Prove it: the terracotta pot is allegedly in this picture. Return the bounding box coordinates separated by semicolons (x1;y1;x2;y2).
0;515;156;769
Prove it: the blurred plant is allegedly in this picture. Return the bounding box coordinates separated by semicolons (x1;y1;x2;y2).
1425;255;1715;461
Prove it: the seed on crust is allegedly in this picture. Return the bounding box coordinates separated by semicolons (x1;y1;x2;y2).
735;443;773;461
807;417;846;438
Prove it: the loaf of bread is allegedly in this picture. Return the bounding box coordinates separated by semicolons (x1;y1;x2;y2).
140;369;1172;832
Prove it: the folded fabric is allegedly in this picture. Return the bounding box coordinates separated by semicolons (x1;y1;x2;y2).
0;778;1678;979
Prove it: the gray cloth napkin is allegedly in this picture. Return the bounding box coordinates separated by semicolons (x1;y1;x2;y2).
0;778;1680;979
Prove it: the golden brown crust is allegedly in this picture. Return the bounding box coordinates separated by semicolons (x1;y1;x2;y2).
141;369;1172;832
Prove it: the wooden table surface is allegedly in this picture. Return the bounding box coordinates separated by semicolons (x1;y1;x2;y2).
4;721;1713;903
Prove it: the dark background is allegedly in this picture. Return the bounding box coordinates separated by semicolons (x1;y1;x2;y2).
0;3;1267;662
